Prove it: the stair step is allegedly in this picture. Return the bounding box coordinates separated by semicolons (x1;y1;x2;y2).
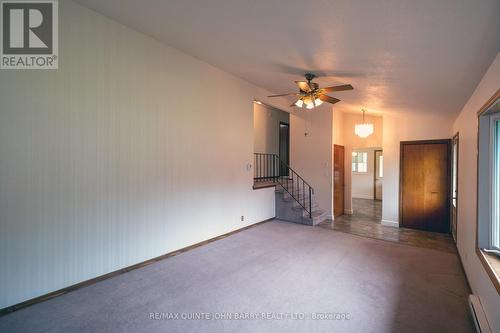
303;209;326;218
292;201;318;210
302;209;328;226
276;186;318;210
275;188;312;201
283;194;311;202
283;192;309;200
281;188;310;196
272;173;325;226
280;185;307;191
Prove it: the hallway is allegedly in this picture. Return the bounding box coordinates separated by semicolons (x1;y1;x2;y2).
351;198;382;221
319;199;456;254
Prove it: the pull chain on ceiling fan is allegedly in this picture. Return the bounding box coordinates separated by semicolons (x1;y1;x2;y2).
267;73;353;109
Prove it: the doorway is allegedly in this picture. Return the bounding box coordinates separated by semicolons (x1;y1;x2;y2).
374;150;383;200
451;133;459;242
279;122;289;176
400;139;451;233
350;148;383;222
334;144;345;218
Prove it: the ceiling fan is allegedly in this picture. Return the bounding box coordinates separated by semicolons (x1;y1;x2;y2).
268;73;353;109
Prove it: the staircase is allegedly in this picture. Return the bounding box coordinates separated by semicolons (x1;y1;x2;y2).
254;153;328;226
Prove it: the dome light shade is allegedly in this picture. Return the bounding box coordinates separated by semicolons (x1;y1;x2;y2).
293;94;325;110
304;97;314;109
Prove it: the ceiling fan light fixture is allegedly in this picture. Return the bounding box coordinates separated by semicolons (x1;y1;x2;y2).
267;74;354;110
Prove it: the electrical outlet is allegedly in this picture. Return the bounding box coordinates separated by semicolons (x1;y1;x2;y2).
241;215;244;222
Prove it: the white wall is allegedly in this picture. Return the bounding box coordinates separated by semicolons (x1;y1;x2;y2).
333;109;344;146
351;149;375;200
253;103;289;155
290;108;333;217
0;0;291;309
452;53;500;332
381;112;452;226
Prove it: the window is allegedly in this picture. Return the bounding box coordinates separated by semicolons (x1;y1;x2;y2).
492;117;500;250
478;100;500;254
378;155;384;178
452;137;458;207
352;151;368;173
477;95;500;293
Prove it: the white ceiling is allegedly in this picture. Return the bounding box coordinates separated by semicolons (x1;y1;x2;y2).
76;0;500;117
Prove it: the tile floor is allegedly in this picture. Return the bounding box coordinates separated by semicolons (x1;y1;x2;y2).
320;198;457;254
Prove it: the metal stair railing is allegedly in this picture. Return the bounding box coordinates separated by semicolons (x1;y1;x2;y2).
254;153;314;218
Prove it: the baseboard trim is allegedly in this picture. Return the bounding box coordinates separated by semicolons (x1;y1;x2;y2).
326;214;334;220
352;196;374;200
456;248;472;293
381;219;399;228
0;217;275;316
344;209;353;215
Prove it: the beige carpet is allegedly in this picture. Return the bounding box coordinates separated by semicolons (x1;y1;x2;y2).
0;220;474;333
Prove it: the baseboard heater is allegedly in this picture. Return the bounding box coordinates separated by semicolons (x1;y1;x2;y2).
469;295;492;333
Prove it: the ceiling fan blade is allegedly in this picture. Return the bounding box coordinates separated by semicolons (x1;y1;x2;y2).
319;94;341;105
295;81;312;92
320;84;354;93
268;92;299;97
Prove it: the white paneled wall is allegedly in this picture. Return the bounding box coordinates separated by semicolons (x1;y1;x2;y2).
0;0;287;309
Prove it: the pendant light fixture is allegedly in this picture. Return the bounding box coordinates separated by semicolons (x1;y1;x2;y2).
354;109;374;138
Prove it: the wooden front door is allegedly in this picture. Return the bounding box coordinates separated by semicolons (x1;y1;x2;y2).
334;145;345;218
400;140;451;233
